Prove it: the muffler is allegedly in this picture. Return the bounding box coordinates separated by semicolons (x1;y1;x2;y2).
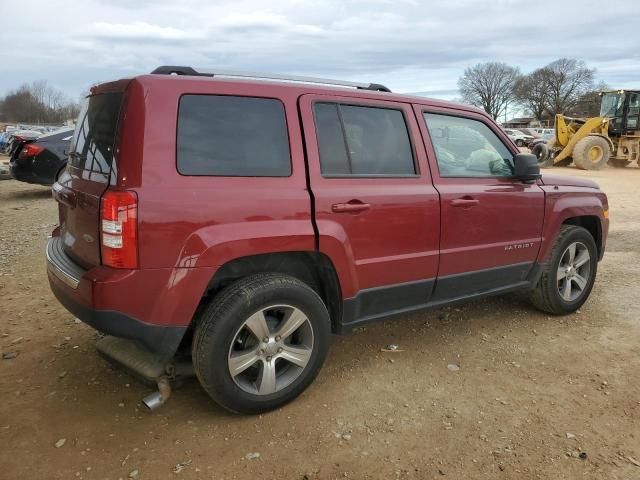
142;376;171;412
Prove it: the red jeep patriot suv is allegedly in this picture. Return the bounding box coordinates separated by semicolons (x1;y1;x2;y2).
47;66;609;413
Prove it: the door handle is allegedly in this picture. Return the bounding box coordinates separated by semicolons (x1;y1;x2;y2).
332;200;371;213
450;197;479;208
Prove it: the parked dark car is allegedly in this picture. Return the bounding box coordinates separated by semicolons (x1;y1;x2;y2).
4;130;41;156
9;127;73;185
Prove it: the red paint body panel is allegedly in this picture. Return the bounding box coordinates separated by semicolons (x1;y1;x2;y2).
48;72;610;340
414;105;545;277
537;187;609;262
432;180;545;275
125;77;315;270
47;250;215;327
299;94;440;296
540;174;600;189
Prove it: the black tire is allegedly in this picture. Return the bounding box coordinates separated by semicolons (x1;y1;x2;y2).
529;225;598;315
608;158;631;168
193;273;330;414
573;136;610;170
515;139;524;147
54;164;66;183
531;142;552;167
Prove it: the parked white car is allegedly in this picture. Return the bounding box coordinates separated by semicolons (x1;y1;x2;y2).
504;128;534;147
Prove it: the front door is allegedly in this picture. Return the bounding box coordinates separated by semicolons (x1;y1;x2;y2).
416;106;545;302
300;94;440;325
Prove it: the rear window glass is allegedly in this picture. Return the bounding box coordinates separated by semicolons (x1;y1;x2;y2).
69;93;122;173
177;95;291;176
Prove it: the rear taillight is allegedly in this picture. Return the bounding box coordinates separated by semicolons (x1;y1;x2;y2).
18;144;44;159
100;190;138;269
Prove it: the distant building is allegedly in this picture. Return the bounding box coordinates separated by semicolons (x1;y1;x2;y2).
502;117;536;128
502;117;554;128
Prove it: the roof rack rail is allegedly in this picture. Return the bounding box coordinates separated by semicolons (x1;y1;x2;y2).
150;66;391;92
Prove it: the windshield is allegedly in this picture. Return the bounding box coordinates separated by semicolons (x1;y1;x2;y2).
600;93;624;118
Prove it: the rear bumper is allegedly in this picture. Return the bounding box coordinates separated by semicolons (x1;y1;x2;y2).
49;278;186;358
46;237;214;358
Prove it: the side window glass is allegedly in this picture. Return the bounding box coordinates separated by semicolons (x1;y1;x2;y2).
423;113;513;177
313;102;416;176
177;95;291;176
314;103;350;175
627;94;639;130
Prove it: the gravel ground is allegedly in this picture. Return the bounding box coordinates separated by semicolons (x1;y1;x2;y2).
1;163;639;479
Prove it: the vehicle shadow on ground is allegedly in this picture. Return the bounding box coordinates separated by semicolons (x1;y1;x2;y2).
151;293;549;418
7;187;52;200
54;292;567;421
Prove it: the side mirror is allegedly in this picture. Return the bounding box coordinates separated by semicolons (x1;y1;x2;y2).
513;153;541;182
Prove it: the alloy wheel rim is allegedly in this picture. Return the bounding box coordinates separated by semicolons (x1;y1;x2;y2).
557;241;591;302
228;305;314;396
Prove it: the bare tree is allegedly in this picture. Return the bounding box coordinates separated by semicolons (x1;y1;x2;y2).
570;81;609;117
513;68;551;121
544;58;595;116
0;81;81;124
458;62;521;120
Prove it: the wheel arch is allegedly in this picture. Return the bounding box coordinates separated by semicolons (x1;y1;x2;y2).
192;251;343;335
561;215;602;257
537;190;608;264
587;133;615;153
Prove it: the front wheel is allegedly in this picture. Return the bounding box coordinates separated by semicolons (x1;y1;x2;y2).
529;225;598;314
573;136;610;170
193;273;330;414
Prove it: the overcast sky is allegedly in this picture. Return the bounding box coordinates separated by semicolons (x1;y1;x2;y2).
1;0;639;102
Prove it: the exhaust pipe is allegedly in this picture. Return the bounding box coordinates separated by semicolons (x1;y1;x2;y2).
142;376;171;412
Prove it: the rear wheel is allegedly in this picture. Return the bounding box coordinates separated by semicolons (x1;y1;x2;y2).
193;273;330;414
573;136;610;170
529;225;598;315
515;139;524;147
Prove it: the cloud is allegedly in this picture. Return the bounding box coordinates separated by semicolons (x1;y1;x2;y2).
88;21;204;41
0;0;639;101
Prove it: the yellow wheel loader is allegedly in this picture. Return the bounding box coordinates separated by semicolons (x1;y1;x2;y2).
530;90;640;169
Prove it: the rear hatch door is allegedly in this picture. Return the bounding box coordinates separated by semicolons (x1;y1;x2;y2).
54;92;124;268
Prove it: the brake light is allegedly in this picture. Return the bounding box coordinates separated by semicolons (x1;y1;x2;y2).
100;190;138;268
18;144;44;159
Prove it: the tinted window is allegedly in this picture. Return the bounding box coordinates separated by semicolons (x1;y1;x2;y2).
314;103;350;175
627;93;639;130
424;113;513;177
177;95;291;176
314;103;415;176
69;93;123;173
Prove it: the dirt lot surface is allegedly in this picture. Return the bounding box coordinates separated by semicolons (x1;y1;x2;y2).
1;164;640;480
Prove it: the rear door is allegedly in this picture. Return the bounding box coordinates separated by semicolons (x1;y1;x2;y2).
300;94;440;323
416;106;545;302
54;91;124;268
